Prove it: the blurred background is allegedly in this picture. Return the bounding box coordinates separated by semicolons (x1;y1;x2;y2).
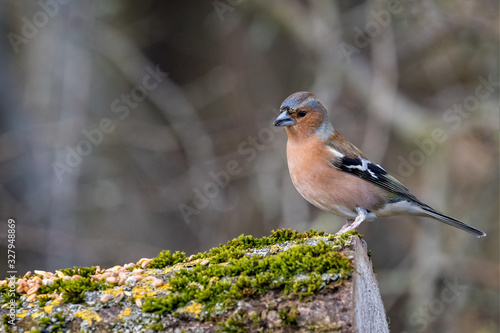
0;1;498;332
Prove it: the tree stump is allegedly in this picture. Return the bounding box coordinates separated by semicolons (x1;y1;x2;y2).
1;230;389;332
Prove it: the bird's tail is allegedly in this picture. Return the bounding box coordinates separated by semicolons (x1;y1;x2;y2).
420;205;486;238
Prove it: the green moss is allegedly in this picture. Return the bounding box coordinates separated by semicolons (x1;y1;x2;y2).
149;250;187;269
0;283;8;297
0;283;22;307
54;312;67;323
38;312;66;332
268;228;325;242
37;276;108;304
37;295;52;307
218;309;247;333
279;305;299;325
38;316;52;327
0;267;102;307
328;230;361;246
143;230;354;316
147;229;329;269
57;266;97;278
250;312;261;326
146;322;165;331
2;314;15;333
207;247;246;265
127;265;140;272
289;272;324;299
191;229;327;264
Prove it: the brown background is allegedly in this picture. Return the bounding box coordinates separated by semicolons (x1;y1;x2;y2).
0;1;498;332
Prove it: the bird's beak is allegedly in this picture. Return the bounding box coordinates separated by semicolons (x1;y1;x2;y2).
273;111;296;127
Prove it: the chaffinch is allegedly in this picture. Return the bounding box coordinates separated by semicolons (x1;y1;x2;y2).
273;91;486;237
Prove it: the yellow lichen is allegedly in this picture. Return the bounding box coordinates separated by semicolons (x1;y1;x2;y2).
118;307;132;319
75;309;102;325
44;304;54;314
157;260;196;275
159;266;176;275
17;309;28;318
31;311;44;318
156;283;171;292
269;244;283;254
43;300;60;314
131;285;156;299
184;301;203;318
103;286;124;296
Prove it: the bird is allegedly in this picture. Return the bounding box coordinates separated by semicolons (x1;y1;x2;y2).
273;91;486;238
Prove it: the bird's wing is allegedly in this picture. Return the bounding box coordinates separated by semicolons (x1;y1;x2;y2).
329;155;426;205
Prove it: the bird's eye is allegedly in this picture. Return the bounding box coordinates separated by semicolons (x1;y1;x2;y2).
298;110;307;117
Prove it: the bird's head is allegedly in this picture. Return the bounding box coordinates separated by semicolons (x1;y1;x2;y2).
273;91;333;139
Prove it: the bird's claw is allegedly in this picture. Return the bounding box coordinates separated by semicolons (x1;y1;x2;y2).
335;219;354;235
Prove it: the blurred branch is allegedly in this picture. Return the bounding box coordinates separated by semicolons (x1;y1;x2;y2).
361;0;399;161
93;22;216;186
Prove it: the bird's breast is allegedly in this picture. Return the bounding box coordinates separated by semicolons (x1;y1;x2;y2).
286;137;388;218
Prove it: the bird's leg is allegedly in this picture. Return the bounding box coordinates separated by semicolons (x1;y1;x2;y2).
336;207;368;234
337;218;355;234
349;207;368;230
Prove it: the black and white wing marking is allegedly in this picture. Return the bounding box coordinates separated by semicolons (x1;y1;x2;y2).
330;155;424;205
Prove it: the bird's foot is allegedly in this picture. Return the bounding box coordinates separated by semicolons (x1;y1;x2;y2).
335;219;354;235
335;207;368;235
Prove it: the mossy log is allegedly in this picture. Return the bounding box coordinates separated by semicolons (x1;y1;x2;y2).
1;230;388;332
